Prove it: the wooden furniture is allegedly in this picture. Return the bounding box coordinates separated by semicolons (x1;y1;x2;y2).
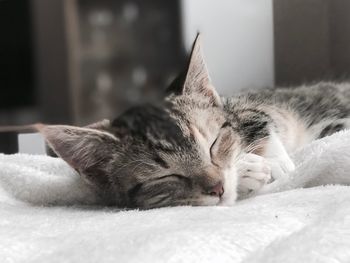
274;0;350;86
32;0;185;125
0;0;185;153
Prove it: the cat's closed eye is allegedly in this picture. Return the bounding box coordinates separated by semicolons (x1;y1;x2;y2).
127;174;194;208
210;137;219;164
210;125;237;167
157;174;190;183
128;174;190;199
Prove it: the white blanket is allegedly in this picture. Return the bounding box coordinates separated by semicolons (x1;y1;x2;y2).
1;131;350;263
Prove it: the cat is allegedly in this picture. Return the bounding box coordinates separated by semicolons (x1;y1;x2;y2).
37;34;350;209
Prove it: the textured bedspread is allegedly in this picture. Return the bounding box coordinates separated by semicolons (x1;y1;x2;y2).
1;131;350;262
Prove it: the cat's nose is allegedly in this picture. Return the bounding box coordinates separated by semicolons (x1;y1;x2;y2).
208;182;224;197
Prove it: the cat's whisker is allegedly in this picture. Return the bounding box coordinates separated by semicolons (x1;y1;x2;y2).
243;136;270;154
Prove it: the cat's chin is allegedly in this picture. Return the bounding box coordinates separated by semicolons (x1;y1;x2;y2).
218;194;237;206
217;191;237;206
197;194;237;207
218;167;238;206
199;196;221;206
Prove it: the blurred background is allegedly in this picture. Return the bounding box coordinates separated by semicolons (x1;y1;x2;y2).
1;0;350;153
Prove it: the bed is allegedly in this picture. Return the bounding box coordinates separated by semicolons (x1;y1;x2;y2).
1;130;350;262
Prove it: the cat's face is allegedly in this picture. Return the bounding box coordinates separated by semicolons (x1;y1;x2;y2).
39;34;241;208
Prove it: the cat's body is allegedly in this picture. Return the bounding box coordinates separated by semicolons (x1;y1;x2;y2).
219;83;350;201
36;35;350;209
226;83;350;150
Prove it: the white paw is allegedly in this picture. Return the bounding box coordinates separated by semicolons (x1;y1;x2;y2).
267;157;295;181
258;157;296;194
236;153;272;197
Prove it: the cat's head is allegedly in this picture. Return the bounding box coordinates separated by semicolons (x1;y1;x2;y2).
39;34;242;209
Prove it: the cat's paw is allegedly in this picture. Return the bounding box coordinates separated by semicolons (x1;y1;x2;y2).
270;156;295;179
258;157;296;194
236;153;272;197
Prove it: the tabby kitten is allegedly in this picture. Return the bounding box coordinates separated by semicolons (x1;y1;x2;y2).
39;34;350;209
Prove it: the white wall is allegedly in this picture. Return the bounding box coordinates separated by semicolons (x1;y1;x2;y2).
18;133;46;155
181;0;274;95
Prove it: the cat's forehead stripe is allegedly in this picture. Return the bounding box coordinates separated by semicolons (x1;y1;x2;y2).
112;104;192;150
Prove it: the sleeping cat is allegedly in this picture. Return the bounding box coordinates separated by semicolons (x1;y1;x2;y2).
37;34;350;209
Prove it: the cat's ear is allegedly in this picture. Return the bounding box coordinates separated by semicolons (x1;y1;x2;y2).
85;119;111;130
37;124;118;187
176;34;221;106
